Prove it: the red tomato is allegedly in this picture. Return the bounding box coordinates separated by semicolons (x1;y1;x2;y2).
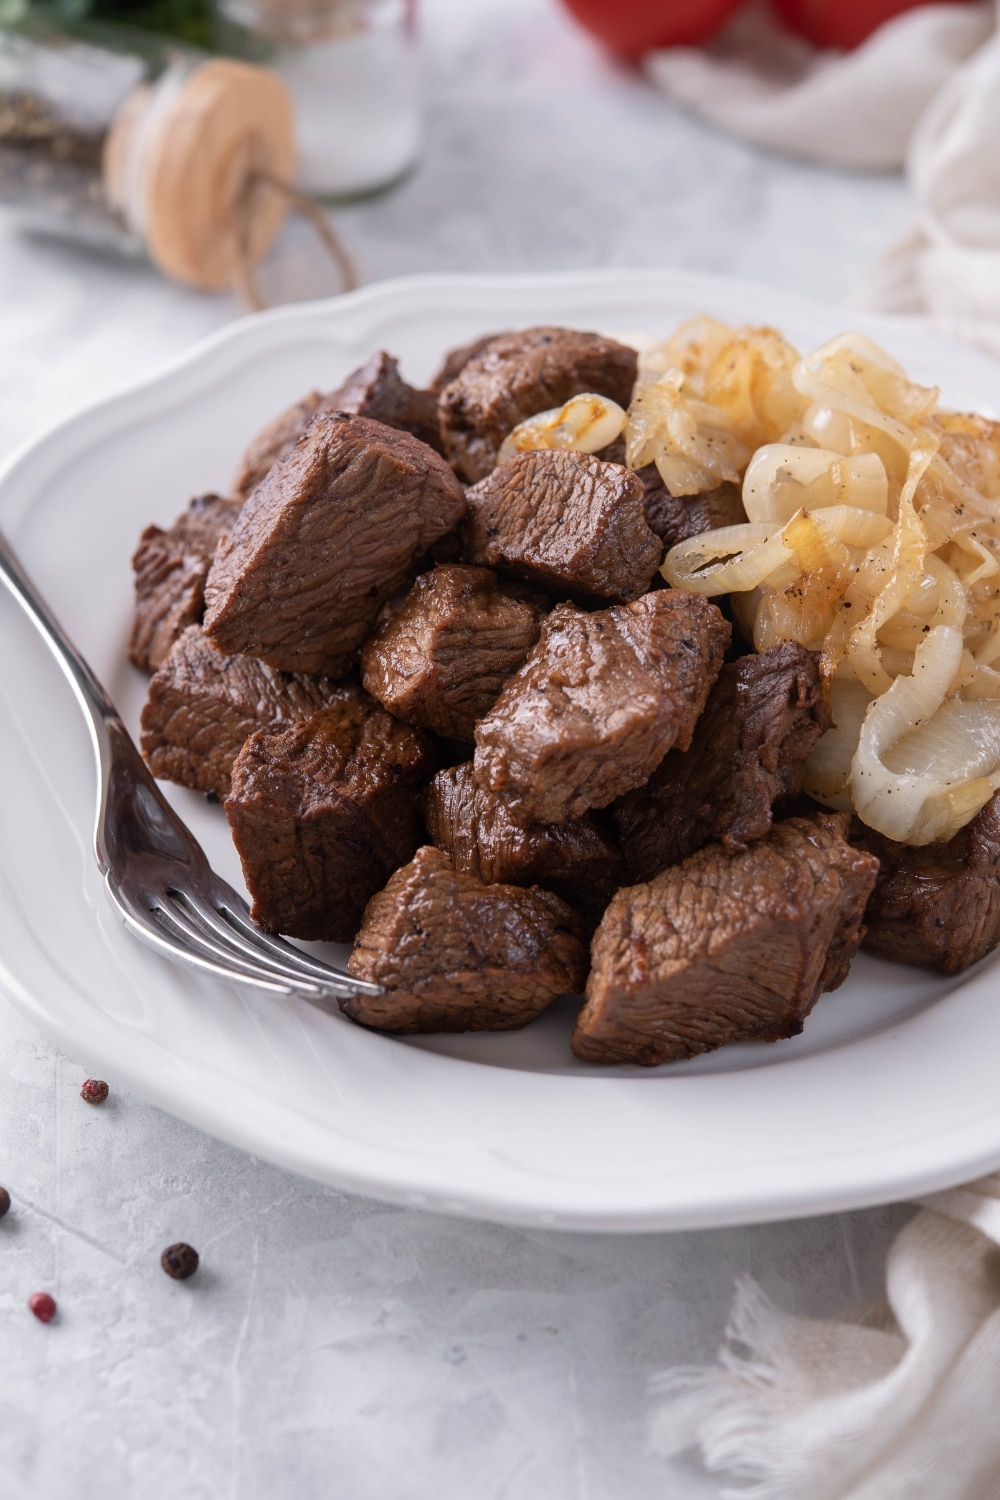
771;0;972;49
559;0;746;57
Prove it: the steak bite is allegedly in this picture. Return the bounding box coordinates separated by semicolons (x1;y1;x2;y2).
325;349;443;455
464;450;662;602
129;493;243;673
573;814;879;1066
473;591;730;825
225;694;434;942
140;625;347;799
424;761;623;927
615;643;831;882
232;352;444;498
599;438;747;547
439;327;638;483
233;392;326;499
203;411;467;677
428;333;507;396
360;564;544;741
642;478;746;549
344;845;588;1033
853;795;1000;974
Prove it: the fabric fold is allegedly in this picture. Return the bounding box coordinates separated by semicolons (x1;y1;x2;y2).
650;1174;1000;1499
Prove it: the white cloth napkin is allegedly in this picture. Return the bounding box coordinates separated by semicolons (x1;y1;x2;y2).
651;1174;1000;1499
647;2;1000;354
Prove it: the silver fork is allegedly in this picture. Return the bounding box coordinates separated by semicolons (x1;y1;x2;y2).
0;529;384;1011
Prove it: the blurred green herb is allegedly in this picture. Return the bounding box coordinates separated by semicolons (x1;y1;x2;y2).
87;0;214;46
5;0;216;44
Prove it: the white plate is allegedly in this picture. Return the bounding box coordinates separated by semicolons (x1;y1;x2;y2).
3;268;1000;1232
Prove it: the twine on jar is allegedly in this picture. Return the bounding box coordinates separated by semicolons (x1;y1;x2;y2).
230;166;358;311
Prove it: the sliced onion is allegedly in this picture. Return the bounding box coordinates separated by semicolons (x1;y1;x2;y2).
804;677;874;810
498;393;627;464
742;446;888;525
850;623;982;842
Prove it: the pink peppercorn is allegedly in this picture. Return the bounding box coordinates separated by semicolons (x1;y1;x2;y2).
81;1079;109;1105
28;1293;57;1323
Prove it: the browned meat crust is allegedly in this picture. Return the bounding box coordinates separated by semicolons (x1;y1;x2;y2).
345;845;588;1033
360;565;543;741
599;438;747;547
438;327;638;483
424;761;623;929
203;412;466;677
140;625;348;799
225;695;434;942
130;493;243;673
232;392;326;500
615;643;831;881
464;450;662;602
853;795;1000;974
427;333;506;396
572;814;879;1066
232;352;445;499
473;591;730;825
328;350;443;455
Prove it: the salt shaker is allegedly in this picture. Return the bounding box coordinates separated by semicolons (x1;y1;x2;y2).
216;0;421;199
0;15;296;291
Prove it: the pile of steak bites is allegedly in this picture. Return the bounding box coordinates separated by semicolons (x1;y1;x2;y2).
130;327;1000;1066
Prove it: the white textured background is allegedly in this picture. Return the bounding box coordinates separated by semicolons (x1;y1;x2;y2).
0;1;918;1495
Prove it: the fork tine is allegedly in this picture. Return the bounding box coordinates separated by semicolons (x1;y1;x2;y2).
178;887;368;1002
108;880;305;996
206;882;384;997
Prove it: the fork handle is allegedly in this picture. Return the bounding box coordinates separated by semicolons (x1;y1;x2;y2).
0;527;127;866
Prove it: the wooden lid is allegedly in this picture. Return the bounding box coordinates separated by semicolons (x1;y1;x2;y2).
108;59;296;292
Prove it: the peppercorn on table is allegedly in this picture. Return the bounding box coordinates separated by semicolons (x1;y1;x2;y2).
0;1;921;1496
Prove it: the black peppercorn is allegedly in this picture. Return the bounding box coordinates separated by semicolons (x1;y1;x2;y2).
0;1186;10;1218
161;1242;199;1280
81;1079;109;1105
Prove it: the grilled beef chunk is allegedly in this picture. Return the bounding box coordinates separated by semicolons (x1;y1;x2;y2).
573;814;879;1066
439;327;638;483
233;392;326;499
615;643;831;881
464;450;662;602
428;333;507;396
129;493;243;673
225;694;434;942
140;625;347;799
641;478;746;549
424;761;623;928
360;565;544;741
345;845;588;1033
326;350;443;454
853;795;1000;974
474;591;730;825
232;352;444;499
599;437;747;548
204;412;467;677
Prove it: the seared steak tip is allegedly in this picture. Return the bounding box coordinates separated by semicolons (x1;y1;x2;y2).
203;411;466;677
130;493;243;673
439;327;638;483
361;564;544;741
464;449;662;602
854;794;1000;974
345;845;588;1033
615;642;832;882
473;590;730;825
225;694;434;943
140;625;349;800
424;761;623;929
572;813;879;1067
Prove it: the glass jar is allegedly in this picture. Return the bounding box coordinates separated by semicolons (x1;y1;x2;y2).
0;14;296;289
216;0;420;200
